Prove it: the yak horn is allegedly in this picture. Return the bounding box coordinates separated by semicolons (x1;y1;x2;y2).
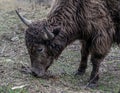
44;27;54;40
15;10;32;26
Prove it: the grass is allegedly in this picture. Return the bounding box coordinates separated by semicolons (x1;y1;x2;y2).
0;0;120;93
0;86;28;93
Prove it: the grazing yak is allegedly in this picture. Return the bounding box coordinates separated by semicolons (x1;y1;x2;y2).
16;0;120;87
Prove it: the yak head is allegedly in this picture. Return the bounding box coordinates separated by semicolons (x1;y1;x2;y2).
16;10;60;77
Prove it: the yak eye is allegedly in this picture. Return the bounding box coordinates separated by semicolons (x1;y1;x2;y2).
37;48;43;52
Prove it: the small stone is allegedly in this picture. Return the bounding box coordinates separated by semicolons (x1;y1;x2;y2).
11;36;19;41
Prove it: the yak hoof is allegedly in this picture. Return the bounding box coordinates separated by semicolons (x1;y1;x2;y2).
75;70;85;76
87;83;98;88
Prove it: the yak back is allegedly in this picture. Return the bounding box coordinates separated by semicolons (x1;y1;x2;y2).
48;0;120;44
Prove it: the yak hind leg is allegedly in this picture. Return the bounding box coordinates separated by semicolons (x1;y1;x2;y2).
75;41;89;76
88;53;106;88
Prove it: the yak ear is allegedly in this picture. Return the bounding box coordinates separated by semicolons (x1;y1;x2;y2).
52;27;61;36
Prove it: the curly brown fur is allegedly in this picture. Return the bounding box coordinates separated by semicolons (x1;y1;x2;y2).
23;0;120;87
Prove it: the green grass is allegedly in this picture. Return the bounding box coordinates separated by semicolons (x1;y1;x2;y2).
0;86;28;93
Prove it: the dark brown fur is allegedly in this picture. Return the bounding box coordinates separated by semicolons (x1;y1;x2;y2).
24;0;120;87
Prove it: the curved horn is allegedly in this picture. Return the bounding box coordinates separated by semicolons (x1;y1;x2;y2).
15;10;32;26
44;27;54;40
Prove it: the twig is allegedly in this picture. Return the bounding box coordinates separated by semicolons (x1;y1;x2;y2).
0;42;7;54
12;84;28;90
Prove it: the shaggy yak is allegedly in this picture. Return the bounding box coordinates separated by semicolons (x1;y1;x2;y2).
16;0;120;87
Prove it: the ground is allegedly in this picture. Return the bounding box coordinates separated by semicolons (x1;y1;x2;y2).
0;0;120;93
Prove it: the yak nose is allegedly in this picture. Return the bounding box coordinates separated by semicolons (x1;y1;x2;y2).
31;71;39;77
31;67;45;77
31;69;36;76
31;69;40;77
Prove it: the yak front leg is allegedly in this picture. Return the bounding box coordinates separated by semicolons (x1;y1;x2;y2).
75;41;89;75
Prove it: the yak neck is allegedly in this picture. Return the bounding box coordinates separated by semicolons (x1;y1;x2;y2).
45;0;86;58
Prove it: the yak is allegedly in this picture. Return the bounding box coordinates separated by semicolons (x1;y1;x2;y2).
16;0;120;87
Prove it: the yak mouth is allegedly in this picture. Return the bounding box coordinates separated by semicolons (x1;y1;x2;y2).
20;65;46;77
20;65;54;79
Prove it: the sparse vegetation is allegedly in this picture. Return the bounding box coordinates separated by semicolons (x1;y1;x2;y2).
0;0;120;93
0;86;28;93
